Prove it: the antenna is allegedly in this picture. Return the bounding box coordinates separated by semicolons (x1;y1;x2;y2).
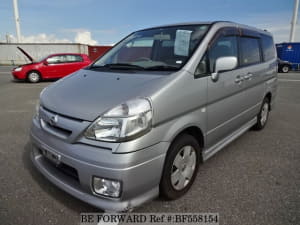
12;0;21;43
290;0;299;42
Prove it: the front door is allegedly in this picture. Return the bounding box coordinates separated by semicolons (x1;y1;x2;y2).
205;32;248;148
42;55;67;78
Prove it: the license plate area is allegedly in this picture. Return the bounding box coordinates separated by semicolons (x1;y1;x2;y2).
41;148;61;166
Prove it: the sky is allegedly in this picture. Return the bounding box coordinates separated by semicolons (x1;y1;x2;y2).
0;0;299;45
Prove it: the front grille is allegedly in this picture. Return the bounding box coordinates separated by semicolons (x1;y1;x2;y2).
43;106;84;122
45;121;72;136
40;118;72;139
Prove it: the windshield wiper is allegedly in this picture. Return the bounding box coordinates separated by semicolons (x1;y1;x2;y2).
90;63;145;70
144;65;179;71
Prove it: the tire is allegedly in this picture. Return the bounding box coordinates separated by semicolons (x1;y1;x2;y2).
281;65;289;73
253;97;270;130
27;71;41;83
160;134;200;200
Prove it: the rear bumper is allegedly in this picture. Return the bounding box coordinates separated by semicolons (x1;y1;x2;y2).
30;118;168;211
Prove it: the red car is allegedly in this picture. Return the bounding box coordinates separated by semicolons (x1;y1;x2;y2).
12;47;92;83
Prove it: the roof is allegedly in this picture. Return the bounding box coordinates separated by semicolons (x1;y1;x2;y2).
138;21;272;36
0;43;88;46
48;53;87;56
139;21;216;31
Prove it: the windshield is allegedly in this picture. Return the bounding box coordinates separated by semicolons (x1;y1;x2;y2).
91;24;210;72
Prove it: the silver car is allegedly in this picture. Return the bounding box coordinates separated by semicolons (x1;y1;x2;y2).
30;21;277;212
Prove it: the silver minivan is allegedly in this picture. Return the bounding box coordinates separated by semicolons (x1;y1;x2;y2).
30;21;277;211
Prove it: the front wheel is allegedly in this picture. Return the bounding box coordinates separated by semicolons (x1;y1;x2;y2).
253;98;270;130
27;71;41;83
160;134;200;200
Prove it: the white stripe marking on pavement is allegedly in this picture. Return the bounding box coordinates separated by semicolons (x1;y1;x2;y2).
279;79;300;82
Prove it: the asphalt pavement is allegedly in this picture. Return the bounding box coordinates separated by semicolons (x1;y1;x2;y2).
0;66;299;225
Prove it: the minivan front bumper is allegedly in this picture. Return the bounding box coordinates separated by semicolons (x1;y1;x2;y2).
30;118;168;212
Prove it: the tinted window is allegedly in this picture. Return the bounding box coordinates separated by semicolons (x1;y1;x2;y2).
126;38;154;47
208;36;238;72
240;37;261;66
261;35;275;61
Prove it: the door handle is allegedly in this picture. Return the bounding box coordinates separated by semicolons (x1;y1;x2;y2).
244;73;253;81
235;75;244;84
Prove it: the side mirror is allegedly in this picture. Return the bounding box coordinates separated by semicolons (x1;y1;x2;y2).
43;61;48;65
211;56;237;82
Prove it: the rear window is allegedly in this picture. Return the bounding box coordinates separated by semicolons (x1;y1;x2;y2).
240;37;261;66
261;35;276;61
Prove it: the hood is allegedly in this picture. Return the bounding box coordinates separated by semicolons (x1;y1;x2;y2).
17;46;34;62
41;70;167;121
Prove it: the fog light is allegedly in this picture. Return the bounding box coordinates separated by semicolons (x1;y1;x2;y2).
93;177;121;198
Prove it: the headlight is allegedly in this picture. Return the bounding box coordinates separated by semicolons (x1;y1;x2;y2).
84;98;152;142
14;67;22;72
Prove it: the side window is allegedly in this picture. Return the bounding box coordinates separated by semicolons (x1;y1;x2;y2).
261;35;276;61
208;36;238;72
65;55;83;63
195;53;208;76
46;56;64;64
240;37;261;66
